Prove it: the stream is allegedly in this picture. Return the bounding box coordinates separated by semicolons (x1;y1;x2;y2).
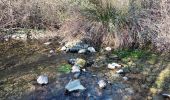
0;39;167;100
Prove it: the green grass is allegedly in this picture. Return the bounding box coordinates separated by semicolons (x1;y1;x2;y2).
57;64;72;74
113;49;151;61
113;49;159;69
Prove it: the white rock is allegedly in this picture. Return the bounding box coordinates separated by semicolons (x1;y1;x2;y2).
107;81;111;84
16;36;20;40
65;79;86;92
116;69;124;74
37;75;48;85
108;64;116;69
112;63;121;68
87;93;91;97
123;76;128;81
78;49;86;54
44;42;51;46
162;93;170;98
92;75;97;77
61;46;67;51
98;80;106;89
87;47;96;53
20;34;27;39
71;65;80;73
108;63;121;69
11;35;17;39
5;38;9;41
105;47;112;51
49;50;55;54
82;69;86;72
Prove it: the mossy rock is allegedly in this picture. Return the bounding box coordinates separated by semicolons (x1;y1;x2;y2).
75;58;86;68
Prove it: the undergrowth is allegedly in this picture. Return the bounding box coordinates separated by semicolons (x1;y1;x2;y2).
0;0;169;51
113;49;152;61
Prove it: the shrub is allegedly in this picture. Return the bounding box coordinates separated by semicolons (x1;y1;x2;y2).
0;0;70;29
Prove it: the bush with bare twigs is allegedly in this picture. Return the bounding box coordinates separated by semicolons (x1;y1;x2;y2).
0;0;169;52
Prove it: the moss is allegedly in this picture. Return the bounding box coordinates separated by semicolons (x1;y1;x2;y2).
113;49;152;61
75;58;86;68
155;67;170;89
57;64;72;74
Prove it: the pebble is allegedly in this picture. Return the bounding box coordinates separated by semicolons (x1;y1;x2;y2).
61;46;67;51
116;69;124;74
147;96;152;100
72;65;80;73
87;47;96;53
5;38;9;41
44;42;51;46
82;69;86;72
122;76;128;81
162;93;170;98
78;49;86;54
37;75;48;85
49;50;55;54
87;93;91;97
105;47;112;51
108;63;121;69
98;80;106;89
108;64;116;69
92;75;97;77
107;81;111;84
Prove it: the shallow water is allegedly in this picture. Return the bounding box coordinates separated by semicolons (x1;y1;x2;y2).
0;40;168;100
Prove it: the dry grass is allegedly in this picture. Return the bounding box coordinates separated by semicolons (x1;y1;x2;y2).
0;0;70;29
137;0;170;52
0;0;169;51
